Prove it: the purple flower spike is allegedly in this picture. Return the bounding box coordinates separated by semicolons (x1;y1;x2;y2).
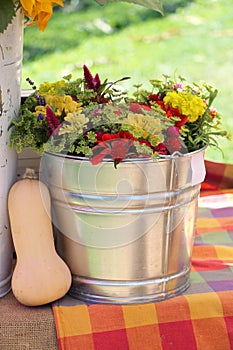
34;93;45;106
83;65;101;92
167;126;180;138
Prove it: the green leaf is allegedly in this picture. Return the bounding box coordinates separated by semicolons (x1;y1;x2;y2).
0;0;17;34
95;0;164;15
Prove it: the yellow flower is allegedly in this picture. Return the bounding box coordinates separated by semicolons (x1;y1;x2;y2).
38;80;66;96
59;112;89;135
34;105;46;117
164;91;206;122
20;0;64;31
126;113;164;146
45;95;82;116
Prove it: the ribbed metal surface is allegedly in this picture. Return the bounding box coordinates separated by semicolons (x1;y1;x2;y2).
41;148;205;303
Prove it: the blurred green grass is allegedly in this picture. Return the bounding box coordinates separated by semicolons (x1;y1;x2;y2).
22;0;233;162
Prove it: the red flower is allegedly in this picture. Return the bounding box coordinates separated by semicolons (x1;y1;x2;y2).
154;143;168;155
141;104;151;111
148;96;188;130
150;98;188;128
210;108;217;119
96;131;105;140
111;140;128;161
119;131;135;139
175;115;188;128
165;106;181;118
94;95;109;104
90;148;109;165
129;102;142;113
138;139;151;148
165;137;182;154
156;100;165;110
96;131;135;143
102;133;120;141
91;138;134;166
149;94;159;102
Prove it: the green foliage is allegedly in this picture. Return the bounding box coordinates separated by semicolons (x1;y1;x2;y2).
22;0;194;63
62;0;192;13
1;0;163;34
10;109;50;154
0;0;16;33
95;0;163;14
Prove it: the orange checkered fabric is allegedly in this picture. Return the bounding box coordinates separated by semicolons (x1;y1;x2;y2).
53;161;233;350
201;160;233;190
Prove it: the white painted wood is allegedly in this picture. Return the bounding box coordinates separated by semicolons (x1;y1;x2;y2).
0;10;23;297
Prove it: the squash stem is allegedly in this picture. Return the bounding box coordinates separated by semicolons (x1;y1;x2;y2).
22;168;38;180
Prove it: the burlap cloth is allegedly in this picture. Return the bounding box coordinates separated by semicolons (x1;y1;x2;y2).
0;291;58;350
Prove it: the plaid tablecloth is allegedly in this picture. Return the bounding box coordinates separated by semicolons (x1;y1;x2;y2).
53;162;233;350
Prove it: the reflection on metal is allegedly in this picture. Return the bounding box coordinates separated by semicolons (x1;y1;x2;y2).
41;147;206;304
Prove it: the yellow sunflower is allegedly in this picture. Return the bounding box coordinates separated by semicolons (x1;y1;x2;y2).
20;0;64;31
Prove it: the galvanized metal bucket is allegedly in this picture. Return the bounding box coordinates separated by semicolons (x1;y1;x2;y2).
41;148;206;304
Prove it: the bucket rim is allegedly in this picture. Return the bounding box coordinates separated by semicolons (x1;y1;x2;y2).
43;146;207;164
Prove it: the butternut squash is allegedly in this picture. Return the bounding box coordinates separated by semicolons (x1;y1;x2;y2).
8;168;72;306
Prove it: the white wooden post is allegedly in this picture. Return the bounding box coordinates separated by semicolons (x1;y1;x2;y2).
0;10;23;297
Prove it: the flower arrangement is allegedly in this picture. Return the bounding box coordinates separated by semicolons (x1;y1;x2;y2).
10;65;229;167
1;0;163;34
